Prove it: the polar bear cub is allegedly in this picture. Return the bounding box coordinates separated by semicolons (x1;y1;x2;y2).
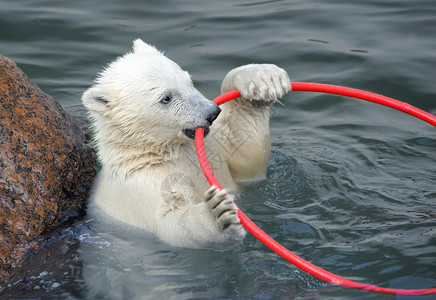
82;39;290;249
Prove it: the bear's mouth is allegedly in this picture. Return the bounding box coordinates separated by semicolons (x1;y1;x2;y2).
183;127;210;140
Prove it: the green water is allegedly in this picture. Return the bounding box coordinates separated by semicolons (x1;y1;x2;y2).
1;0;435;299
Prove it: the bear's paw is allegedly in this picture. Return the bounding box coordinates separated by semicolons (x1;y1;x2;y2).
204;186;244;234
222;64;291;104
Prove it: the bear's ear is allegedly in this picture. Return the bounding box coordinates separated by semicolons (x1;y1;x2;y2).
132;39;161;55
82;85;111;114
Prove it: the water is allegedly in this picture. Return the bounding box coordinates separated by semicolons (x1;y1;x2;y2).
1;0;435;299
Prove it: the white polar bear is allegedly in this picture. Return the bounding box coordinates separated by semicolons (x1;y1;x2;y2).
82;39;290;249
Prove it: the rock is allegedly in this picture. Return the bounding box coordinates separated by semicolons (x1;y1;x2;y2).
0;54;96;279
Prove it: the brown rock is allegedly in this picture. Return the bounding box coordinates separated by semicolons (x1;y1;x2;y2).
0;54;96;279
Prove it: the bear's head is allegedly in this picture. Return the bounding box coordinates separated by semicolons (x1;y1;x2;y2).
82;39;221;168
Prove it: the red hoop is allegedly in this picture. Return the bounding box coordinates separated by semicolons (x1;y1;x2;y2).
195;82;436;295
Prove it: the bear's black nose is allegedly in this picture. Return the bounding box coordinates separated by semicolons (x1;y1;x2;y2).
206;105;221;125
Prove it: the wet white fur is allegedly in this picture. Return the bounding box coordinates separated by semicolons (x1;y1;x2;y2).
82;39;290;249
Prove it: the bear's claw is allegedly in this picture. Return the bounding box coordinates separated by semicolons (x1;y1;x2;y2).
204;186;243;232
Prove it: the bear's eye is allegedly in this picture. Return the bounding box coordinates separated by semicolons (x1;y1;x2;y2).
160;95;172;105
94;96;108;105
